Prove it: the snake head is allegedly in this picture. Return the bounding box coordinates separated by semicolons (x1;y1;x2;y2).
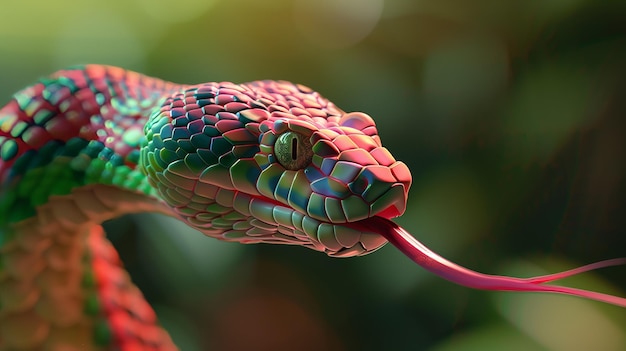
141;80;411;257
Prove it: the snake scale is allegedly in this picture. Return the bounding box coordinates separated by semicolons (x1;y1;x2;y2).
0;65;624;350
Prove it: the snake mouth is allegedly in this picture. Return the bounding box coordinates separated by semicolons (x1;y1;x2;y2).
210;190;392;258
299;213;394;258
345;216;397;238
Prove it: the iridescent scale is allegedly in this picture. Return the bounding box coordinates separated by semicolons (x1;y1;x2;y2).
0;65;411;350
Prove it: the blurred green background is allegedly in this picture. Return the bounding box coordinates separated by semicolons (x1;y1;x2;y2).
2;0;626;350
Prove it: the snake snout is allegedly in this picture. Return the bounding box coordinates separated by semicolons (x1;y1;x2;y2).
353;161;411;220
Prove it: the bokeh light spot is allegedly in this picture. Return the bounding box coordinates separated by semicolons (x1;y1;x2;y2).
496;260;626;351
422;33;509;114
501;62;597;164
132;0;219;24
52;9;145;69
293;0;384;49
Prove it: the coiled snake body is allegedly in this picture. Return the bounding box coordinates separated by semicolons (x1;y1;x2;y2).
0;65;624;350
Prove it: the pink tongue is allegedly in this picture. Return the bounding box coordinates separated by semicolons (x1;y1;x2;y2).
355;216;626;308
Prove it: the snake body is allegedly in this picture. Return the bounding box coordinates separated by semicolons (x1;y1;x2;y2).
0;65;624;350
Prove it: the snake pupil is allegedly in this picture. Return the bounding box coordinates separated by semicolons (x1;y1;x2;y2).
292;138;298;160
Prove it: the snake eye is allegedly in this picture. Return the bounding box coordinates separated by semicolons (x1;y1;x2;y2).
275;131;313;170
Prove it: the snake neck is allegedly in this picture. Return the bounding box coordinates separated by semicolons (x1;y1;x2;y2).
0;65;182;350
0;65;183;226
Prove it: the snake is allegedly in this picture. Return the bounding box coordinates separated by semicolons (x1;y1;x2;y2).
0;65;625;350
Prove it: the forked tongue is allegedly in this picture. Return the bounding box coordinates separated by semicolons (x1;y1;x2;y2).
353;217;626;307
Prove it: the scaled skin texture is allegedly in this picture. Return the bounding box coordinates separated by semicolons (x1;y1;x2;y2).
0;65;410;350
2;65;625;351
